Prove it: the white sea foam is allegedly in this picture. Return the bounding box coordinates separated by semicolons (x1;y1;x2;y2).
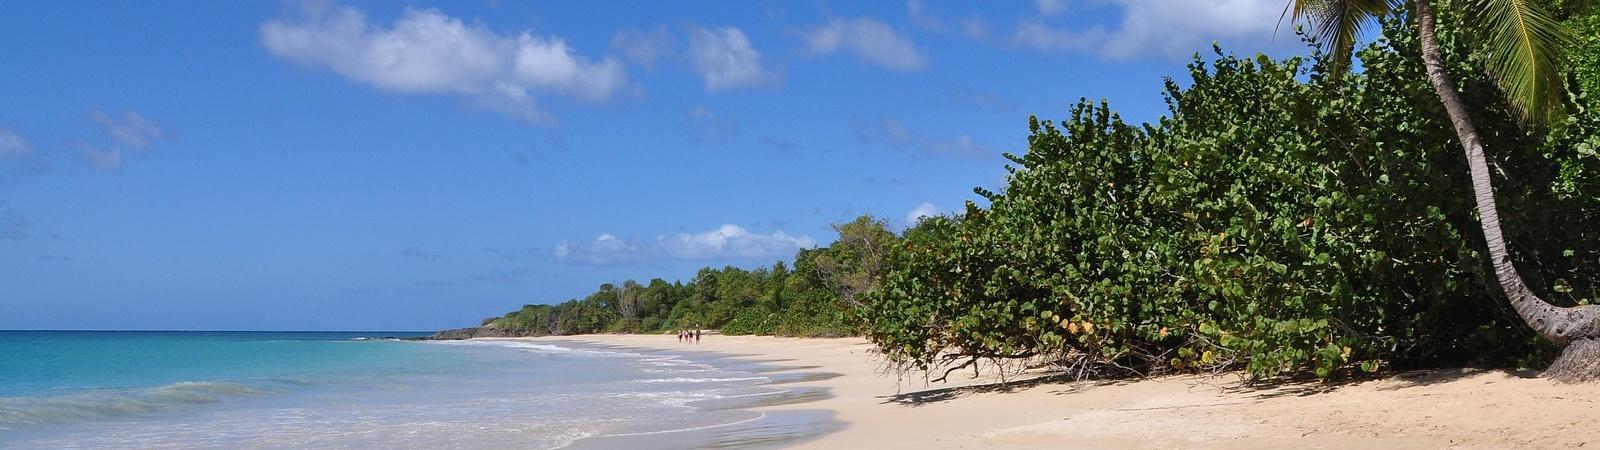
427;340;646;358
640;358;717;373
642;358;712;367
590;411;768;438
713;388;787;400
632;376;768;384
600;390;722;408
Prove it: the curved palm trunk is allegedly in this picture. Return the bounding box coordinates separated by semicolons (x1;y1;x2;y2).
1414;0;1600;381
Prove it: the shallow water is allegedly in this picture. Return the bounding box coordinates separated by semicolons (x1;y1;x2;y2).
0;331;840;449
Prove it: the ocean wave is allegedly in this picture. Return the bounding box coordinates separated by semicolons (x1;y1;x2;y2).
640;358;716;374
601;390;720;408
348;337;410;342
588;411;768;438
713;388;787;400
642;368;717;374
0;380;289;426
632;376;768;384
427;340;644;358
641;358;712;367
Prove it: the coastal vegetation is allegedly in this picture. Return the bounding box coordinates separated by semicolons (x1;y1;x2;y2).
474;216;900;338
1289;0;1598;380
864;1;1600;381
465;1;1600;381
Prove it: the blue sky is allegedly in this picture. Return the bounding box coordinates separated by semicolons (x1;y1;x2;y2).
0;0;1307;331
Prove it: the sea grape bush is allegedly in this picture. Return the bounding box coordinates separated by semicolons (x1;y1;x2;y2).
862;14;1600;379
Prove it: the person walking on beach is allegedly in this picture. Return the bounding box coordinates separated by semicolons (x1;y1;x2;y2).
694;329;701;344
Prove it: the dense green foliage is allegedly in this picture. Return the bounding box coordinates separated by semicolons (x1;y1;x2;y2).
482;216;901;337
862;13;1600;380
1567;3;1600;104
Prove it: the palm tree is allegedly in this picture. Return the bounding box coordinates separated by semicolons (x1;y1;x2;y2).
1287;0;1600;381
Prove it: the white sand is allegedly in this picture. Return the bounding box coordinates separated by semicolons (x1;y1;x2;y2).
511;334;1600;449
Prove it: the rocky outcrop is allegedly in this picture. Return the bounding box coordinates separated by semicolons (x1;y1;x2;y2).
428;326;530;340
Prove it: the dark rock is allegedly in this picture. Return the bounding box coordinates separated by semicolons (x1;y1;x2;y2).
426;326;530;340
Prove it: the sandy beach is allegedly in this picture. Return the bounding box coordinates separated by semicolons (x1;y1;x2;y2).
511;334;1600;449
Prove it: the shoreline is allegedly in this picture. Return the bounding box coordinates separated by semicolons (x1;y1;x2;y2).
500;334;1600;449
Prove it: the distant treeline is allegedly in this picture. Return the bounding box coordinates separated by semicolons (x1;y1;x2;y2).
480;216;898;337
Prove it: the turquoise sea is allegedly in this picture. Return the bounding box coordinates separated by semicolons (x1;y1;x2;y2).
0;331;829;449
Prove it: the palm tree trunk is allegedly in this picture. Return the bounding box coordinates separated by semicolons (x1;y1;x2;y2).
1414;0;1600;381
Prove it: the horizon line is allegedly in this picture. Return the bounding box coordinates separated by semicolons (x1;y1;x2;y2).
0;329;437;333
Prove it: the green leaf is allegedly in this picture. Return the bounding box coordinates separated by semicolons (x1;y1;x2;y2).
1469;0;1574;123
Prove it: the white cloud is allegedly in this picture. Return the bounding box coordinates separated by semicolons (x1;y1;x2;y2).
878;118;914;147
800;18;927;71
1035;0;1068;15
1012;0;1289;60
66;110;165;171
687;26;773;91
81;146;122;170
907;0;944;31
512;35;627;101
960;16;992;40
686;106;736;145
0;128;32;159
906;202;941;225
610;27;675;69
90;111;164;150
260;4;626;123
855;116;996;159
471;83;551;124
263;7;501;92
907;2;991;42
927;135;992;157
662;225;815;260
553;224;816;266
1011;19;1106;54
1102;0;1285;58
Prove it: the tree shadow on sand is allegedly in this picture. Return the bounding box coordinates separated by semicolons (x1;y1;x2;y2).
1223;366;1541;399
877;373;1132;406
878;366;1540;406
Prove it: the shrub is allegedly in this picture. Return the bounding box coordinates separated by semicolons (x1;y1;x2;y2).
863;17;1600;380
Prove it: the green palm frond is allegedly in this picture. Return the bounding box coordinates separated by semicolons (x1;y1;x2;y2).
1469;0;1573;124
1285;0;1399;75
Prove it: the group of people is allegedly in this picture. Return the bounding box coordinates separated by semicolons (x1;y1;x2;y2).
677;329;701;344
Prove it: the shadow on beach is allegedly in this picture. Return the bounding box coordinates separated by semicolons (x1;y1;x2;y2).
879;365;1544;407
1226;366;1542;399
879;373;1132;406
